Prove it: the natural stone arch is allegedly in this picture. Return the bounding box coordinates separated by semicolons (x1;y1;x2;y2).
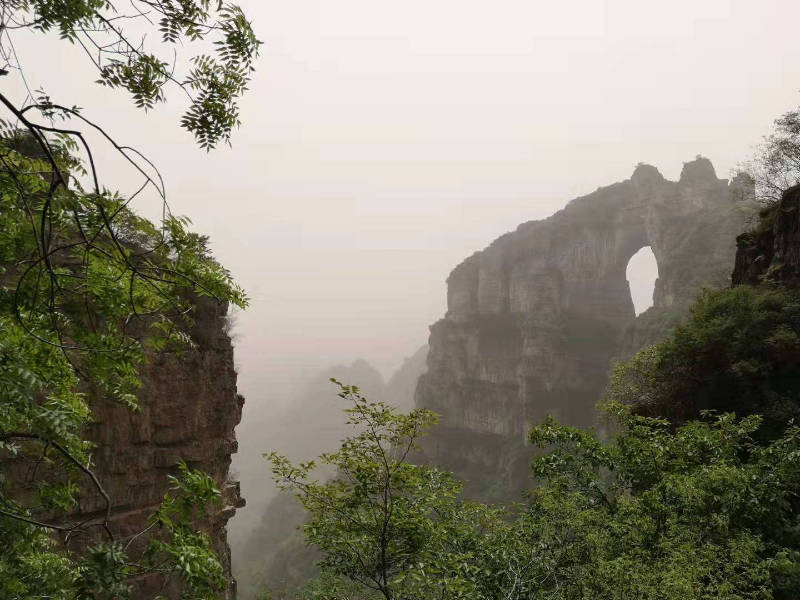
415;157;752;498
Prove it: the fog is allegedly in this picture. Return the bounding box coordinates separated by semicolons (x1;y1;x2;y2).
10;1;800;395
8;0;800;593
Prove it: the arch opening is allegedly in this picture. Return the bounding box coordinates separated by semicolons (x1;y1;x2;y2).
626;246;658;316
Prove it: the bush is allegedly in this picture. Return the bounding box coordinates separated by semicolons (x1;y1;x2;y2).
607;285;800;440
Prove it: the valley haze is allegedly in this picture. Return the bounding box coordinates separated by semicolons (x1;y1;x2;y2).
5;1;800;598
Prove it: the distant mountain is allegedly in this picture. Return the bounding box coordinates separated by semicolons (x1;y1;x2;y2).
231;347;428;599
385;345;429;411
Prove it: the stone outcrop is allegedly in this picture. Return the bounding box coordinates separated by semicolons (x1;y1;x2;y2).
415;158;752;498
733;183;800;288
70;298;245;598
0;135;244;598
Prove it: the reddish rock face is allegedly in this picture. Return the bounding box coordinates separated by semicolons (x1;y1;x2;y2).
73;298;245;598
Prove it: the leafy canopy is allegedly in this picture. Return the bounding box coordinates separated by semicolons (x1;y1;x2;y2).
607;284;800;440
4;0;261;149
269;387;800;600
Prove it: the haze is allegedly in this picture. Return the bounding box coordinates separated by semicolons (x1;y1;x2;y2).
9;0;800;409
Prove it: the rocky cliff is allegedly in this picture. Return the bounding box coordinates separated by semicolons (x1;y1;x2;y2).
70;298;244;598
415;157;752;498
733;183;800;288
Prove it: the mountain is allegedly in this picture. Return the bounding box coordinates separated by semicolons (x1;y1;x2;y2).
415;157;753;499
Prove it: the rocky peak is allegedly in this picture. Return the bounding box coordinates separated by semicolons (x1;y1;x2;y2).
631;163;665;187
679;155;720;186
415;158;748;500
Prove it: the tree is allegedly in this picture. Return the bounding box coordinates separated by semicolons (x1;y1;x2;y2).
606;284;800;440
269;387;800;600
267;381;509;600
0;0;259;596
742;107;800;205
2;0;261;149
525;404;800;600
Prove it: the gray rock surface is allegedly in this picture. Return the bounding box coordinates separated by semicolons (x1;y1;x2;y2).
415;157;752;499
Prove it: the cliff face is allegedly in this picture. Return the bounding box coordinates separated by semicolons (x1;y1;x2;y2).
415;158;751;497
733;184;800;288
72;298;245;598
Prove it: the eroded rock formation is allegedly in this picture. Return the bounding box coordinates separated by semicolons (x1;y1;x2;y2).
733;183;800;288
73;299;244;598
415;158;752;497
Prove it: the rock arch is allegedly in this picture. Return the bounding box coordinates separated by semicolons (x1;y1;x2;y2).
415;157;752;497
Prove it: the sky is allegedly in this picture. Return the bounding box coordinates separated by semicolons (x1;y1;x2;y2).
8;0;800;414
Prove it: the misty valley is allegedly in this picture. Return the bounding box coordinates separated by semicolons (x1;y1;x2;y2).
3;2;800;600
230;158;799;598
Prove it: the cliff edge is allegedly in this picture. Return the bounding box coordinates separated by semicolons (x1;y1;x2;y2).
71;298;244;598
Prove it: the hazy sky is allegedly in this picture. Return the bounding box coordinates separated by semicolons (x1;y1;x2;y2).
9;0;800;412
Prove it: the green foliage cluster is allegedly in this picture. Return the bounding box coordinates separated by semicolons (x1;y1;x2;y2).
608;285;800;439
526;406;800;600
269;384;800;600
5;0;261;149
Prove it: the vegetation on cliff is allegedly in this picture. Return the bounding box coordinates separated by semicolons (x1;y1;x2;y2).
0;0;258;597
608;285;800;440
743;107;800;205
0;134;244;598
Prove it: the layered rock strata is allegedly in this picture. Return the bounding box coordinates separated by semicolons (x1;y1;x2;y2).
415;158;752;498
73;298;244;598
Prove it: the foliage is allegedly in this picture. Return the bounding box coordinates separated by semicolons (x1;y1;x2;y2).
0;0;258;595
2;462;226;599
525;405;800;600
268;384;800;600
607;284;800;440
2;0;261;149
267;381;507;600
